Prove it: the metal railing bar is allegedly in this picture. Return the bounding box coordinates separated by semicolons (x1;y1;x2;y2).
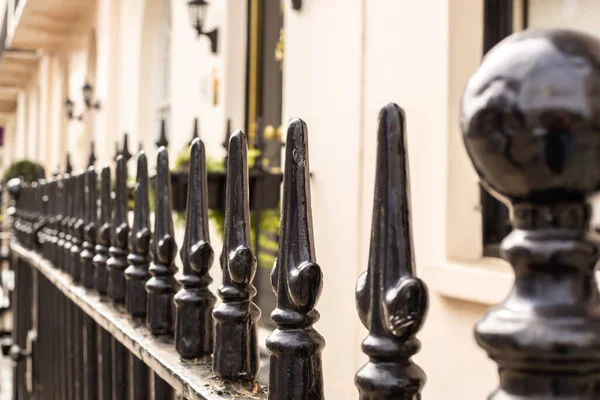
10;241;267;400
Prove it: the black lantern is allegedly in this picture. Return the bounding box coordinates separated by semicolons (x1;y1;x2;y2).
187;0;219;54
291;0;302;10
65;98;82;121
82;81;101;110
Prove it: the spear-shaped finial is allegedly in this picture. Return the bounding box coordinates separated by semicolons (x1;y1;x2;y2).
62;174;74;274
114;141;120;162
213;130;261;381
156;119;169;149
355;103;428;399
222;119;232;151
93;167;111;296
125;152;152;319
189;118;200;146
55;175;66;267
46;178;58;263
122;133;132;164
146;147;178;335
66;153;73;174
71;173;86;282
107;156;130;304
175;138;216;359
81;166;97;289
266;119;324;399
222;119;232;169
88;141;97;167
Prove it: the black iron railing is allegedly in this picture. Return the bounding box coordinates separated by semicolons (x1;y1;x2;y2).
7;27;600;400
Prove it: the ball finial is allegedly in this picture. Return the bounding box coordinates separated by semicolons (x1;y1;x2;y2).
461;29;600;205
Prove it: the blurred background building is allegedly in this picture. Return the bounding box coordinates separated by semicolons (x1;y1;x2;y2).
0;0;595;398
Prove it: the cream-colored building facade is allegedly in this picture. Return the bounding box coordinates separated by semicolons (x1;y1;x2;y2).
0;0;597;398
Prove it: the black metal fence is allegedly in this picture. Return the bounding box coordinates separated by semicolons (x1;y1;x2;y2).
5;28;600;400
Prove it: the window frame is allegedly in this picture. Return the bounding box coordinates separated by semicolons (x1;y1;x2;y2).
426;0;529;305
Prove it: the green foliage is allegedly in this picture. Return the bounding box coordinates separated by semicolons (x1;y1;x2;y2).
209;206;280;269
173;145;262;172
2;160;44;183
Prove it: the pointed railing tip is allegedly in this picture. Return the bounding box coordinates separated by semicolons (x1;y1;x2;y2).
271;117;320;312
354;102;428;399
66;153;73;173
378;102;406;137
156;120;169;149
147;144;177;334
137;150;148;171
122;133;132;163
227;130;248;160
285;118;309;166
125;148;152;318
88;141;97;166
182;137;212;273
213;125;260;380
153;145;176;262
174;136;215;358
190;118;200;145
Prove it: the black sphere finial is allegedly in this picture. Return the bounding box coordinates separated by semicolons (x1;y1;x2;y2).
462;29;600;400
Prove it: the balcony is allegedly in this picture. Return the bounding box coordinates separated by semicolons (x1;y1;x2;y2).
7;0;93;51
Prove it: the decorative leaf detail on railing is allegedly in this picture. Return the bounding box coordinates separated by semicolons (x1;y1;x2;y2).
62;174;73;275
125;151;152;319
213;130;261;381
146;147;178;335
175;138;216;359
267;118;324;400
81;166;97;289
107;156;130;304
71;173;85;283
93;167;111;296
355;103;428;399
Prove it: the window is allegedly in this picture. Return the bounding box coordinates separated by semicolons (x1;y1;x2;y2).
245;0;284;328
481;0;600;256
480;0;528;257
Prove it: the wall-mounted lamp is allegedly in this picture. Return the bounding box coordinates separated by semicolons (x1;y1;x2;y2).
65;98;83;121
187;0;219;54
82;82;101;110
291;0;302;10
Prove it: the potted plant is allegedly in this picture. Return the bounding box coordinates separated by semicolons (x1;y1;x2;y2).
162;145;283;213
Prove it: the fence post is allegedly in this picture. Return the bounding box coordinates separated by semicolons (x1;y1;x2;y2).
174;138;216;359
47;178;58;264
462;29;600;399
53;177;64;266
107;155;129;305
267;119;324;399
212;130;260;381
125;151;151;319
62;175;73;274
81;166;97;289
94;167;111;296
355;103;429;399
146;147;177;335
71;173;85;283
